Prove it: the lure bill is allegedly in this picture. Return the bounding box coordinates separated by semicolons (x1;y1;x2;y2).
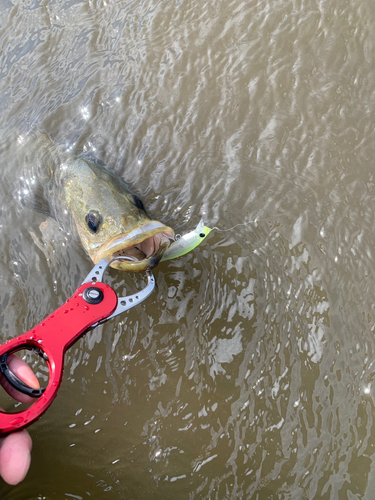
160;220;212;262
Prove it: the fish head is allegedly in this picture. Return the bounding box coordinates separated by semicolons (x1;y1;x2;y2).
63;158;174;271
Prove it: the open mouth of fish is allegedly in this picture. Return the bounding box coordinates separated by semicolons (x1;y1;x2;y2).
89;220;175;271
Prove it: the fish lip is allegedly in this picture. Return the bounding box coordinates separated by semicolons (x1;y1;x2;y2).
108;241;170;271
90;220;175;267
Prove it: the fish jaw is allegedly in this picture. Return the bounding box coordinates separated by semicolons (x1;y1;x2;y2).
89;220;175;271
109;242;170;271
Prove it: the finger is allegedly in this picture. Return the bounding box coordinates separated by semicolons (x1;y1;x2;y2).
0;430;32;485
0;355;40;405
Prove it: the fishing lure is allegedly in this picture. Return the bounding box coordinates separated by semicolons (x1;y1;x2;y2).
160;212;285;262
161;219;212;261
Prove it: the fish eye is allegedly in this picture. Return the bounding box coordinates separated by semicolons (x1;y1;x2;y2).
85;210;101;233
199;233;206;238
132;195;145;211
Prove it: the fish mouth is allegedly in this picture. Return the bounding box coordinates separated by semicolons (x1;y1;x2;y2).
89;220;175;271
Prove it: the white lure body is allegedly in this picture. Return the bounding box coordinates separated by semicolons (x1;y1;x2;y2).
161;219;212;262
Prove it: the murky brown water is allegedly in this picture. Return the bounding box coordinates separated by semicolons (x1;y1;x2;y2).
1;0;375;498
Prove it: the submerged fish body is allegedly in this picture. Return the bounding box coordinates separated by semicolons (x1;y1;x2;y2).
18;133;174;271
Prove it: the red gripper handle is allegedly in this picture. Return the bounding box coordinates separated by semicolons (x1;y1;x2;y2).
0;281;117;435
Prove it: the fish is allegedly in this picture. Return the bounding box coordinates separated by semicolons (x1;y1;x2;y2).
17;132;175;271
160;219;212;261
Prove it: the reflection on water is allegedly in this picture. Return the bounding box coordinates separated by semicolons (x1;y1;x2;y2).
2;0;375;498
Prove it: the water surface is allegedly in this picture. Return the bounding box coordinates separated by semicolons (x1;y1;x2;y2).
1;0;375;498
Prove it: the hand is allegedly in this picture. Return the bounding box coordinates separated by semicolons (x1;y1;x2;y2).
0;355;40;485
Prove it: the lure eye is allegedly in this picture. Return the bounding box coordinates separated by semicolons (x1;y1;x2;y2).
85;210;101;233
199;233;206;238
